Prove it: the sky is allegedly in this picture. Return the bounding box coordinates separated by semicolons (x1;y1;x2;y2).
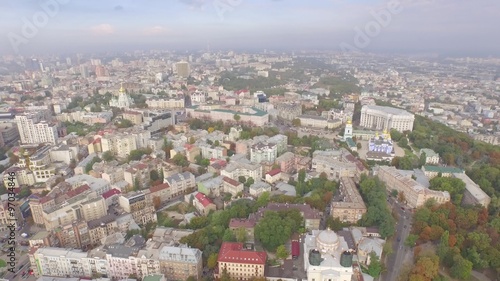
0;0;499;56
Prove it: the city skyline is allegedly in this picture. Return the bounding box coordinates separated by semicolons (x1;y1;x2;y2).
0;0;499;56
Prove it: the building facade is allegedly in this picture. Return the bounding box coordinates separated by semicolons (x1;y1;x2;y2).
360;105;414;132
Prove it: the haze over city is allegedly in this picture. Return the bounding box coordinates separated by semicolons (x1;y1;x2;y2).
1;0;500;56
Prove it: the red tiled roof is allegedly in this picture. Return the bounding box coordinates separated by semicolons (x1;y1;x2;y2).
229;218;256;228
217;242;266;265
266;168;281;176
223;176;240;187
101;188;121;199
195;192;213;207
149;183;169;193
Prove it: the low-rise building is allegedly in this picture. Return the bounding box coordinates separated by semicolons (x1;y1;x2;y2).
215;242;267;281
376;166;450;208
419;148;440;165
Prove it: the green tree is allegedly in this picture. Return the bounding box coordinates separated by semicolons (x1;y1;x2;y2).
102;151;114;162
235;227;247;243
189;136;196;144
133;178;140;191
222;228;236;242
172;154;189;167
207;253;219;269
150;170;159;181
276;245;289;261
366;251;382;277
244;177;254;188
233;114;241;122
450;254;473;280
238;176;246;184
405;234;418;247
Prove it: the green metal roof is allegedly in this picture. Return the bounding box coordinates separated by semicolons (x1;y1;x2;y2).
423;165;463;174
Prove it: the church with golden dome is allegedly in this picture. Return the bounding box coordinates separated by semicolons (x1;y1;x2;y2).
109;84;134;109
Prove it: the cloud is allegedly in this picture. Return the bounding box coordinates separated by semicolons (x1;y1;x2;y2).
114;5;124;11
144;26;169;35
90;24;115;35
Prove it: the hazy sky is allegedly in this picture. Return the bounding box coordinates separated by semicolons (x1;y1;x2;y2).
0;0;499;56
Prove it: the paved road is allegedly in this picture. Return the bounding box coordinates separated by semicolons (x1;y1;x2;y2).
381;196;413;281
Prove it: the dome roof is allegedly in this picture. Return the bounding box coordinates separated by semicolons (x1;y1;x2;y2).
316;229;339;248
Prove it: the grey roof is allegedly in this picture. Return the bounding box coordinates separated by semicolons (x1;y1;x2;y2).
363;105;414;116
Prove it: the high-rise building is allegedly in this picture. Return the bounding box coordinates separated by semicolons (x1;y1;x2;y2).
15;111;58;145
175;61;190;78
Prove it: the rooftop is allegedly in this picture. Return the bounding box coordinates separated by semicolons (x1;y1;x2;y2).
217;242;266;265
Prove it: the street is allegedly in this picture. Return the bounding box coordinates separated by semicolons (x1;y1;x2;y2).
381;196;413;281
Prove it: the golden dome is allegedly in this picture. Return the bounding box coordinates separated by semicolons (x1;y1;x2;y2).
347;118;352;125
119;83;125;93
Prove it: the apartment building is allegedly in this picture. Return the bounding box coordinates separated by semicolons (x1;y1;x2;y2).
17;145;56;183
146;97;185;109
267;134;288;155
16;111;58;144
312;150;358;180
123;111;144;125
124;162;151;190
222;176;244;196
101;133;138;159
331;177;367;223
200;143;227;160
276;152;296;174
43;190;107;231
54;221;91;250
0;122;19;145
164;172;196;196
87;214;119;246
221;159;262;181
158;245;203;281
193;192;216;215
250;142;277;163
30;248;95;278
376;166;450;208
66;174;111;196
360;105;415;132
215;242;266;281
118;191;157;225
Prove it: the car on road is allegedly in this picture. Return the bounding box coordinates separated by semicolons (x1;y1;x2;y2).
397;237;401;242
403;225;407;228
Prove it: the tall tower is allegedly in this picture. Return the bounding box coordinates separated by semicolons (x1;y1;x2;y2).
344;119;353;140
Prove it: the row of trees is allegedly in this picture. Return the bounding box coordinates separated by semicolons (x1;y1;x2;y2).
254;209;304;251
358;175;396;238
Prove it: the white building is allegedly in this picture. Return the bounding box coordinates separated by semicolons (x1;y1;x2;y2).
250;142;277;163
15;111;58;145
360;105;414;132
304;229;354;281
221;158;262;181
109;85;134;109
101;133;138;159
164;172;196;196
419;148;440;165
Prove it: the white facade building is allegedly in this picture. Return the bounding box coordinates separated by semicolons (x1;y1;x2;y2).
360;105;414;132
16;111;58;145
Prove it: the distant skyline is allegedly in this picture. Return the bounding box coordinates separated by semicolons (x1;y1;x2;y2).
1;0;499;56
